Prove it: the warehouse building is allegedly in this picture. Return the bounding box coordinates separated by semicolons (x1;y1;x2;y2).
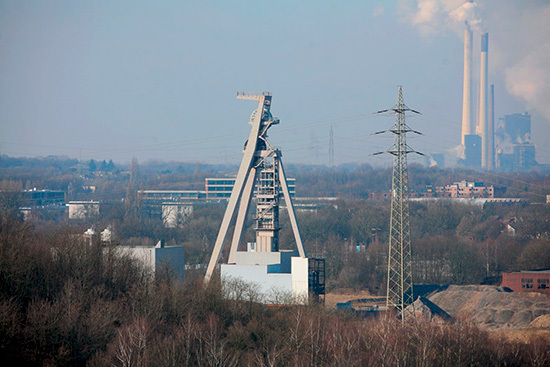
501;269;550;295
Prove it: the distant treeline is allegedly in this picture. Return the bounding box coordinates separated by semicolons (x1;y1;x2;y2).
2;155;549;202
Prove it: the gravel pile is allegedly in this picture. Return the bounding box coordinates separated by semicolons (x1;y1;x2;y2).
427;285;550;329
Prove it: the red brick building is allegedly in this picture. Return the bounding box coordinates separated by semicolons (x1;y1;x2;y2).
436;180;504;198
501;269;550;295
368;181;507;201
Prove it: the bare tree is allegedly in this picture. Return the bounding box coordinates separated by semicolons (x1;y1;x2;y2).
113;317;150;367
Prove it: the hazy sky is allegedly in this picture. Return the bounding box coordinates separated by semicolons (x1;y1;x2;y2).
1;0;549;166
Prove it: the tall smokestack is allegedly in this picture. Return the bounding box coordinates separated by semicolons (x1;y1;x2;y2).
461;23;474;145
488;84;495;170
479;32;489;169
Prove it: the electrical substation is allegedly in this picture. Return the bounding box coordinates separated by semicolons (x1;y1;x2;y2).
204;92;325;305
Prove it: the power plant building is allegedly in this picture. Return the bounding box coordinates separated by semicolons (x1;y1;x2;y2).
458;27;537;172
503;112;531;142
496;112;537;171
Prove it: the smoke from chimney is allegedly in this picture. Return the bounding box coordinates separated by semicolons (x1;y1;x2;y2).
401;0;550;123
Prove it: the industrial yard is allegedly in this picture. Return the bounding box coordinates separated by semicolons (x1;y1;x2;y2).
329;285;550;342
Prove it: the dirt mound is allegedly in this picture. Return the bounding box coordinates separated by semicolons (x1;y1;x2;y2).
405;296;453;323
428;285;550;330
530;314;550;328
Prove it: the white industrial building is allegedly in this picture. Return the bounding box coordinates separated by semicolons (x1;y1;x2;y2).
222;249;309;304
118;240;185;282
81;225;185;282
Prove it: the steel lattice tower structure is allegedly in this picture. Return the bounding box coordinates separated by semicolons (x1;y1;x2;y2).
204;92;307;284
375;86;421;320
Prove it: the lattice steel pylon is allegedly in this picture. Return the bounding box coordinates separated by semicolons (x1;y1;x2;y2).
374;86;422;320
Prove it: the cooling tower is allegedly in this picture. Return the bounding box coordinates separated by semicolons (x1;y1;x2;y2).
461;24;474;146
479;33;489;169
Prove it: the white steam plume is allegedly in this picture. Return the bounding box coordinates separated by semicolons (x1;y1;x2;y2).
399;0;550;122
449;1;482;30
400;0;482;37
503;6;550;121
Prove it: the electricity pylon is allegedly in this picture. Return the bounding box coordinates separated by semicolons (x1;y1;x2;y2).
374;86;423;320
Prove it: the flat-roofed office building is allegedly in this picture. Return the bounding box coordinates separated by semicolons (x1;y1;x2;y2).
205;177;295;200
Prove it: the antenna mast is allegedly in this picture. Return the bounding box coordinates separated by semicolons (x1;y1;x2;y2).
375;86;422;320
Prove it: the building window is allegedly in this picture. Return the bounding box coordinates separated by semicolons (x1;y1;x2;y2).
537;278;549;289
521;278;534;289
